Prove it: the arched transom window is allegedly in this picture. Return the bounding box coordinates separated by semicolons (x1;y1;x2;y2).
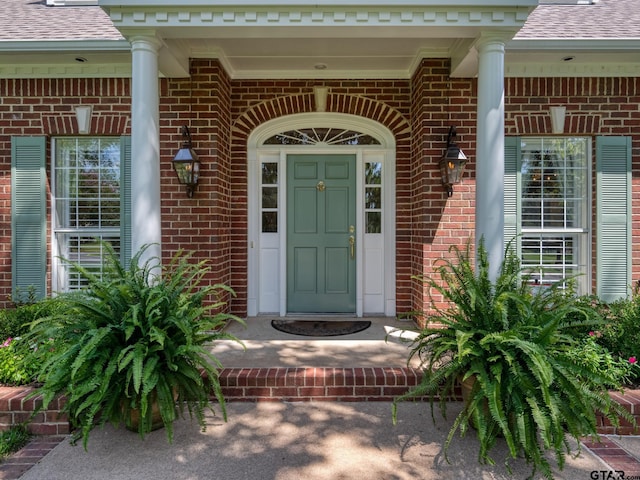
263;127;381;146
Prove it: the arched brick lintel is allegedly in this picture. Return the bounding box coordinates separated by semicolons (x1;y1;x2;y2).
43;114;130;136
232;91;411;143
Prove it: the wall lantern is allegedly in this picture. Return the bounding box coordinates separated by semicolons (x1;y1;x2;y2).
439;126;468;197
172;126;200;198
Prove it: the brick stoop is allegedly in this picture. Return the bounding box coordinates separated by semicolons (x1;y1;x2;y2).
0;386;69;436
596;389;640;435
218;367;435;402
0;370;638;436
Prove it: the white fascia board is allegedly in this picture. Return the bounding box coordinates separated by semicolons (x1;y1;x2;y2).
0;39;132;78
508;38;640;51
0;40;131;53
100;4;535;31
0;64;131;78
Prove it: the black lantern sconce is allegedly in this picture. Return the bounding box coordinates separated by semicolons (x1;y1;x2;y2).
172;125;200;198
439;126;468;197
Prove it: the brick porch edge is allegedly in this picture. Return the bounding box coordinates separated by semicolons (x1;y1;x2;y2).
1;367;638;436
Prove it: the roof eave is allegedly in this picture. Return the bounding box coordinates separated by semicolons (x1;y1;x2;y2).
508;38;640;50
0;39;130;53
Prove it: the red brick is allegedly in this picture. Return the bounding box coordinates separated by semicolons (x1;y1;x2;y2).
269;387;298;398
285;369;307;387
220;387;244;398
383;386;414;396
298;387;326;397
353;387;383;397
245;387;275;397
26;423;60;436
326;387;354;397
353;368;367;386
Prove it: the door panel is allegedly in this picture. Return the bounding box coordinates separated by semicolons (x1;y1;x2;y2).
293;247;317;292
287;154;356;313
293;188;317;233
325;247;349;293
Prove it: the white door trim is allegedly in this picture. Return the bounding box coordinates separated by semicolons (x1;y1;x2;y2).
247;113;396;317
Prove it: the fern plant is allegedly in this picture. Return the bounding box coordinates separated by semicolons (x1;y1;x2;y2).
393;239;635;480
28;243;243;449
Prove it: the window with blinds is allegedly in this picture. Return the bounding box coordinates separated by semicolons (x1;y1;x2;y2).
519;137;589;289
52;137;121;291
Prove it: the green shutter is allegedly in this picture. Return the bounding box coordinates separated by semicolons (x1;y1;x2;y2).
120;136;132;266
11;136;47;300
504;136;520;257
596;136;631;302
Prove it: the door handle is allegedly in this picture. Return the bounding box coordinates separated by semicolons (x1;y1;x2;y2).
349;236;355;259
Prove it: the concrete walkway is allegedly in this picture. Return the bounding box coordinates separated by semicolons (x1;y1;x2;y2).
16;402;633;480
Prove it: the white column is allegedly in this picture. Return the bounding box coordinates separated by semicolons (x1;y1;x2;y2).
130;36;162;268
475;33;506;281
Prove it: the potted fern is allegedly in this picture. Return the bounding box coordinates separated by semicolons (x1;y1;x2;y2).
28;243;243;449
393;239;635;479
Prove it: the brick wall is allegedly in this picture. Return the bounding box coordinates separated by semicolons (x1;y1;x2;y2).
409;60;477;322
161;61;235;308
505;77;640;294
2;65;640;316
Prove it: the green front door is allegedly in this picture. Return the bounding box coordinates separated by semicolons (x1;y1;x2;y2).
287;154;356;313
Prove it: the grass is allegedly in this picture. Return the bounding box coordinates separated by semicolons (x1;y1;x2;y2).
0;425;31;462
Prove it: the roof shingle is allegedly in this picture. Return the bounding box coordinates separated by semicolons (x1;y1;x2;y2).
0;0;123;41
516;0;640;39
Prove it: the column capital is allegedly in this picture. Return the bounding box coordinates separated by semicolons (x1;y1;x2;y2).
128;32;163;52
473;30;515;52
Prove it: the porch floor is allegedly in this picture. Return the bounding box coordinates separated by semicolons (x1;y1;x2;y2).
210;316;423;369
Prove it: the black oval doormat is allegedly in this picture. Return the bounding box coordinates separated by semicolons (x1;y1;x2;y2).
271;319;371;337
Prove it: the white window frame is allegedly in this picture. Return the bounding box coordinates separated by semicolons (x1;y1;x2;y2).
51;136;121;292
518;136;592;293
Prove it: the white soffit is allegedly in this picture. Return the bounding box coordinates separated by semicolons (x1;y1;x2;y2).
505;38;640;77
0;40;132;78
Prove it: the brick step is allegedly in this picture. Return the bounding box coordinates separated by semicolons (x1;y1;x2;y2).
1;370;639;435
219;367;430;402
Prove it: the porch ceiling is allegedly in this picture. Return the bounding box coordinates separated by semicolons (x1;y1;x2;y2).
166;35;463;79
